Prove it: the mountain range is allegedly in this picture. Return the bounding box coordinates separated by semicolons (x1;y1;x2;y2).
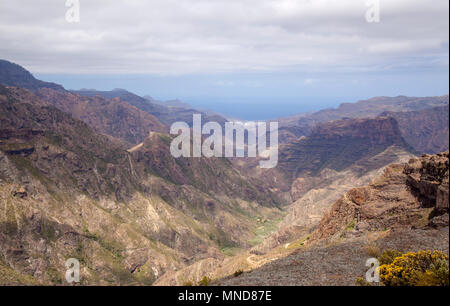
0;59;448;285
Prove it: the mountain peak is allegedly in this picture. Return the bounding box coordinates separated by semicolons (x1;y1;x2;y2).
0;59;64;91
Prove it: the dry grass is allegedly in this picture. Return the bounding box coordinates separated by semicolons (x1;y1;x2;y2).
364;243;381;258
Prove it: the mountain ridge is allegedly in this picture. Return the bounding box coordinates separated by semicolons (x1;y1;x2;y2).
0;60;64;91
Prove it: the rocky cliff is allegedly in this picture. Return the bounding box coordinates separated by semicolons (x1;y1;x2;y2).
312;151;449;241
381;105;449;154
277;95;449;145
278;116;412;180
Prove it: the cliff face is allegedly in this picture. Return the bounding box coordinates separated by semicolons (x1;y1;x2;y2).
1;60;448;286
130;133;281;207
278;117;412;179
405;152;449;220
277;95;449;144
312;151;449;241
381;105;449;154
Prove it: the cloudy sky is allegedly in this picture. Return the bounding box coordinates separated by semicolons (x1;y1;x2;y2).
0;0;448;119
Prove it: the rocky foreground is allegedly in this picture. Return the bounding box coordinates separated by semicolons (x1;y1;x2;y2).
215;152;449;286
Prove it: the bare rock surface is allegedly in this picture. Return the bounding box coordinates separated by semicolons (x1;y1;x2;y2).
217;152;449;286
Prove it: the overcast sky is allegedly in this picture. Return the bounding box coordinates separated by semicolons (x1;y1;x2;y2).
0;0;448;119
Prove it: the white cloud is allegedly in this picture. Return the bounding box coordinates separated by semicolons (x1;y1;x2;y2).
0;0;448;74
303;78;319;85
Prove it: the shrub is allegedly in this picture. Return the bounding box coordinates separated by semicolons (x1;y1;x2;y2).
234;270;244;277
198;276;211;286
355;277;372;286
378;249;403;266
379;250;449;286
346;220;356;231
365;244;381;258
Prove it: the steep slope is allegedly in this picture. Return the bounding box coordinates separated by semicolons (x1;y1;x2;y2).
245;118;416;255
0;85;284;285
311;151;449;242
0;86;135;200
278;117;412;180
216;152;449;286
233;116;415;234
0;61;168;145
36;88;168;145
72;89;228;128
232;116;413;199
278;95;449;143
0;60;64;91
266;146;415;247
381;105;449;154
155;119;416;285
130;133;281;208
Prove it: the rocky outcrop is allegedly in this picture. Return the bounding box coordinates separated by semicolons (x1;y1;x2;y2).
277;95;449;144
381;105;449;154
216;152;449;286
404;151;449;216
272;147;415;245
311;152;449;242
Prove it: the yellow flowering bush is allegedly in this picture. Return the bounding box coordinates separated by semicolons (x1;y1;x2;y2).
378;249;403;266
379;250;449;286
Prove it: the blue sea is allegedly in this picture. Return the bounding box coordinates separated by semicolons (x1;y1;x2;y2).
181;96;347;121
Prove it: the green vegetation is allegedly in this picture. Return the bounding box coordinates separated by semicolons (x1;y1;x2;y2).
355;277;372;286
248;217;283;246
378;249;403;266
220;247;240;257
379;250;449;286
358;249;449;286
198;276;211;286
0;259;39;285
158;133;173;146
132;265;156;286
346;219;356;231
46;267;63;285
